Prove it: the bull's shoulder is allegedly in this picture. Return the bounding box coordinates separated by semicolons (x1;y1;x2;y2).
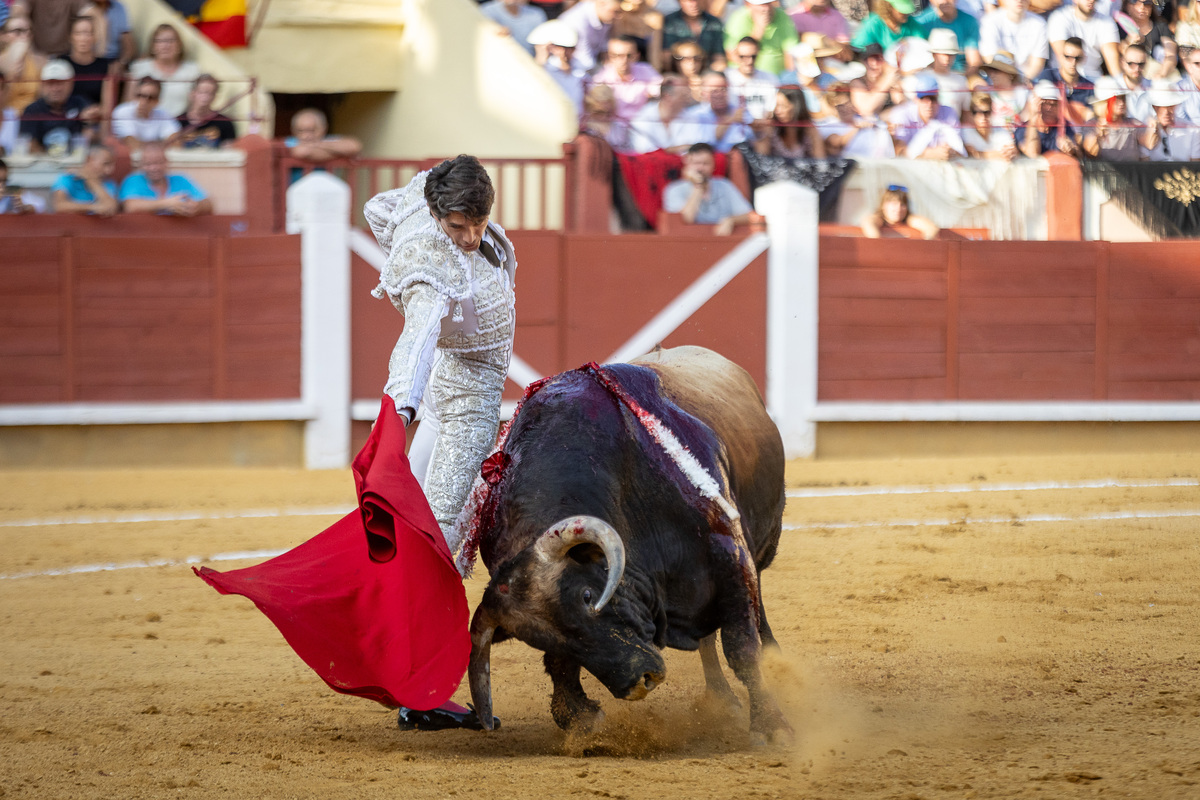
629;346;766;427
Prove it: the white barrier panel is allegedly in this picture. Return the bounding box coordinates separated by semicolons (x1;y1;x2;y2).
289;173;352;469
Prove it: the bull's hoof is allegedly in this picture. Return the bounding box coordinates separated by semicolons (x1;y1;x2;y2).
551;696;604;732
750;710;794;747
397;704;500;732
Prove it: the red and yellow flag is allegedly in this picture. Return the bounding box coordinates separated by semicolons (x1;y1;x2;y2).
195;0;247;48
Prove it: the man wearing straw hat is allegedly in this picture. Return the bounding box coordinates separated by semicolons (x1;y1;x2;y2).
927;29;971;120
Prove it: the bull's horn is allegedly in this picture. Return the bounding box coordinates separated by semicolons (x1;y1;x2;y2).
534;516;626;613
467;606;498;731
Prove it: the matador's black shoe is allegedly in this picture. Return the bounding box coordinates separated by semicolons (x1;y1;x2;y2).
396;704;500;732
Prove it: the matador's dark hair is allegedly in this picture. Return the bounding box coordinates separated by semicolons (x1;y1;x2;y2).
424;155;495;223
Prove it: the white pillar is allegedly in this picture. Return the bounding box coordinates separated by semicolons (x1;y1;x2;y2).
757;181;820;460
288;173;352;469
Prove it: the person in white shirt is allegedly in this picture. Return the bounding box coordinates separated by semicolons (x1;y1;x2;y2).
479;0;547;55
1141;81;1200;161
1175;47;1200;127
527;20;586;115
629;75;700;153
725;36;780;119
1046;0;1120;80
1116;43;1153;122
978;0;1050;80
111;76;180;150
927;29;970;122
961;92;1018;160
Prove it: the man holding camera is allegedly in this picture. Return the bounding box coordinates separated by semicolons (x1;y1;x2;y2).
662;142;755;235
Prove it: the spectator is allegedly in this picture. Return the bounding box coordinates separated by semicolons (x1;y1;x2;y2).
726;35;780;118
19;58;98;155
0;74;18;153
849;42;900;117
962;92;1019;159
662;0;727;72
581;83;632;149
175;74;237;148
1037;36;1095;124
662;141;755;234
112;77;181;149
979;51;1028;127
614;0;665;73
1;13;46;113
1175;45;1200;126
63;16;113;110
1141;80;1200;159
83;0;134;67
888;72;964;157
751;83;826;155
25;0;89;58
914;0;981;74
558;0;620;69
777;41;826;112
50;142;117;215
1047;0;1120;81
850;0;924;54
591;34;663;121
0;157;42;212
1116;0;1176;80
979;0;1049;81
788;0;851;50
628;74;698;152
126;24;201;117
527;20;586;115
927;29;971;121
1016;80;1085;157
861;184;939;238
287;107;363;163
1116;42;1152;121
724;0;799;76
480;0;548;55
668;38;708;100
120;140;213;215
1177;3;1200;51
819;81;895;155
680;69;752;150
1080;76;1143;160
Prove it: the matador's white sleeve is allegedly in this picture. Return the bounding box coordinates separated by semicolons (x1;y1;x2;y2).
383;282;449;417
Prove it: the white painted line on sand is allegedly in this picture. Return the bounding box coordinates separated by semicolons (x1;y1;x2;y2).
787;477;1198;499
0;505;355;529
0;548;287;581
784;507;1200;532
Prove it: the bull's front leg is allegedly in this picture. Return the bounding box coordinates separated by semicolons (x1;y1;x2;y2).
720;611;792;743
543;652;604;731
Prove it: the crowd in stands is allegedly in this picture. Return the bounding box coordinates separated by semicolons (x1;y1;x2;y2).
0;1;250;215
483;0;1200;171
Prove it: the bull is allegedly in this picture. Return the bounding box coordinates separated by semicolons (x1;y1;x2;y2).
462;346;790;739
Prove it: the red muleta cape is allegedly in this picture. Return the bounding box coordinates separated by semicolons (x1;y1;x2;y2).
193;396;470;711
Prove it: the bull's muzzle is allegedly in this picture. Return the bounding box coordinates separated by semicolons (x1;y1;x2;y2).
621;669;666;701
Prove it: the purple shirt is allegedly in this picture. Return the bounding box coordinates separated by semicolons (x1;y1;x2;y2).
590;62;664;121
558;1;612;70
788;4;851;42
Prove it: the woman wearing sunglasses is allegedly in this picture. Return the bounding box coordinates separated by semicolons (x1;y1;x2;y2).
1115;0;1176;79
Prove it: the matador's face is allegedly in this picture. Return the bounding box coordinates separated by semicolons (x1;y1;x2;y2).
436;211;489;254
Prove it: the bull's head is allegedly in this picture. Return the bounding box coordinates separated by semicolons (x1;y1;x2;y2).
468;515;667;731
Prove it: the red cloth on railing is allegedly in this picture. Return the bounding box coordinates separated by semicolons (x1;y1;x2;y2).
615;149;728;229
193;396;470;711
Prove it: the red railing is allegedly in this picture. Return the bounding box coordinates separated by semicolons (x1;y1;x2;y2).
273;143;576;234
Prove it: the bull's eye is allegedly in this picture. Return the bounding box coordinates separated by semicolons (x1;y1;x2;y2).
583;588;594;606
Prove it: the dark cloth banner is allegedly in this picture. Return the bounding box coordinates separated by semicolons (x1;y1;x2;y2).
194;396;470;711
734;143;855;221
1080;160;1200;239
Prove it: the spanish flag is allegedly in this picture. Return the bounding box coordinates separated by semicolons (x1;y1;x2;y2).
195;0;247;48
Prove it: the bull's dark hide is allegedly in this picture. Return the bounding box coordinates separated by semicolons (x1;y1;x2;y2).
460;361;732;574
1080;160;1200;239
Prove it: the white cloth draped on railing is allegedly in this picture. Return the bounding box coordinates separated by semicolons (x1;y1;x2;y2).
848;157;1045;240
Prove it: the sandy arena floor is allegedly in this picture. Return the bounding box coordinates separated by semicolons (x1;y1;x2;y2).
1;452;1198;799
